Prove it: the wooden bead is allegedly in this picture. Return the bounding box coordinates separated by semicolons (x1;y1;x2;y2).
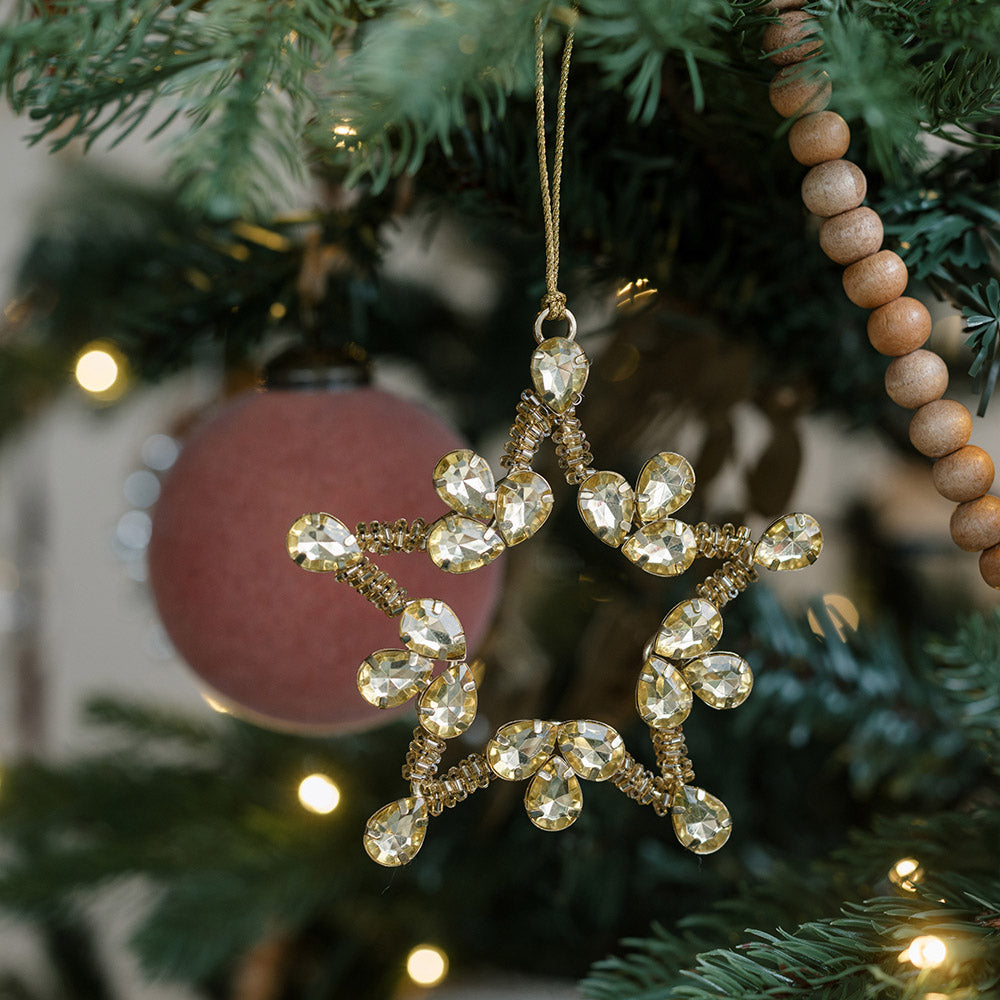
884;349;948;409
842;250;908;308
801;160;867;218
909;399;973;458
950;495;1000;552
788;111;850;166
763;12;821;66
769;66;832;119
979;543;1000;588
932;446;995;502
819;207;883;264
867;296;932;355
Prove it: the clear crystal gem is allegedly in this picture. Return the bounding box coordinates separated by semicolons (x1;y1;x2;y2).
363;796;429;867
671;785;732;855
636;655;693;729
400;599;466;660
426;514;505;574
286;512;361;572
557;720;625;781
357;648;433;709
636;452;696;521
432;450;496;520
754;513;823;571
530;337;590;414
495;471;554;546
578;471;635;548
487;719;558;780
524;756;583;831
622;519;697;576
654;598;723;660
417;661;478;738
685;652;753;709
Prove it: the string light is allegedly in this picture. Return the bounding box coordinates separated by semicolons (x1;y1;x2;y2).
900;935;948;969
297;773;341;815
74;341;128;399
889;856;924;891
405;945;448;988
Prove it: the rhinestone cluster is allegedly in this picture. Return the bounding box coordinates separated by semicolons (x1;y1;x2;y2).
287;312;824;867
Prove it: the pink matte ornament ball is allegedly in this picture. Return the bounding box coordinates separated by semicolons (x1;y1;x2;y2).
148;386;502;732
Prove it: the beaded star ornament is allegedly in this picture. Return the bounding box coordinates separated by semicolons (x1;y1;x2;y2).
286;7;824;868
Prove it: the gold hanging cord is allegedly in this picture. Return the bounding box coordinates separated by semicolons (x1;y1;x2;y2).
535;3;579;323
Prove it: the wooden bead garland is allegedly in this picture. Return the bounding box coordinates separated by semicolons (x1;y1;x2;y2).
765;10;1000;587
884;349;948;410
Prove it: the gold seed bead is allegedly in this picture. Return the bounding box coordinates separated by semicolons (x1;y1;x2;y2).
979;543;1000;588
819;207;883;264
651;726;695;788
694;522;754;559
500;389;554;471
553;408;596;484
418;753;492;816
788;110;850;166
763;11;821;66
909;399;973;458
611;752;672;816
843;250;909;309
867;296;932;356
801;159;867;218
769;65;832;119
695;552;758;609
401;727;448;783
884;349;949;409
950;495;1000;552
335;557;409;617
354;518;429;554
932;446;995;503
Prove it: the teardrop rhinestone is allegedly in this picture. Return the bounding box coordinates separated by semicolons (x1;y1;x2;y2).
654;598;723;660
363;796;429;867
400;599;466;660
753;512;823;571
530;337;590;414
417;662;478;738
671;785;732;855
636;655;693;729
685;652;753;710
426;514;505;574
524;756;583;831
286;512;362;572
636;452;696;521
487;719;558;781
357;648;433;709
622;519;697;576
557;720;625;781
495;471;554;546
432;450;496;519
577;471;636;548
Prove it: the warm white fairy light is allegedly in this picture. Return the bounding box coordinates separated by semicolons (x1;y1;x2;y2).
75;346;120;393
297;773;341;815
900;935;947;969
889;856;923;891
405;945;448;987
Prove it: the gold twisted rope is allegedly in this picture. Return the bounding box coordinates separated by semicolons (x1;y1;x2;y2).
694;522;754;560
611;752;672;816
418;754;493;816
552;407;596;484
402;727;448;784
534;4;579;321
651;726;695;789
696;551;759;609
